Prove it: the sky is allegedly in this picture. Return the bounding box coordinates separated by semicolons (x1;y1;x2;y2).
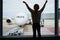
3;0;55;19
59;0;60;8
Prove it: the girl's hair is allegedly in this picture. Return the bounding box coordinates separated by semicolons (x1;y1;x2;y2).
34;4;39;10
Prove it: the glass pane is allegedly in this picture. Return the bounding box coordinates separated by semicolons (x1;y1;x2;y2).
58;0;60;36
3;0;55;37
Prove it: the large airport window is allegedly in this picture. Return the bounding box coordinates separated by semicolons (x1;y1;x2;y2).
58;0;60;36
3;0;55;37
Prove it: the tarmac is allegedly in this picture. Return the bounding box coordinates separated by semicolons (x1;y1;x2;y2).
3;20;60;37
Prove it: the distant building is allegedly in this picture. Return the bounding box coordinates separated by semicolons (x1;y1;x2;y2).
58;8;60;13
58;8;60;19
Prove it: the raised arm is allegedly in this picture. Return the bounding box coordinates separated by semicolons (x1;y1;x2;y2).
23;1;33;12
39;0;47;12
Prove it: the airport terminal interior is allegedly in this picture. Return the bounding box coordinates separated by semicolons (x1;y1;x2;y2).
3;0;60;37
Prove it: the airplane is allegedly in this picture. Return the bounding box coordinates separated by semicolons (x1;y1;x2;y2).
6;18;44;27
4;12;44;36
5;18;44;36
